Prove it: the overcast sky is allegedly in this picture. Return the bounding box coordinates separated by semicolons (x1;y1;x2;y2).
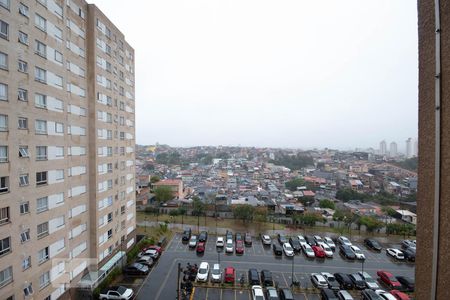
90;0;418;151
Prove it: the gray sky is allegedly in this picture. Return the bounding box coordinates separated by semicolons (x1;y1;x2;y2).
90;0;418;150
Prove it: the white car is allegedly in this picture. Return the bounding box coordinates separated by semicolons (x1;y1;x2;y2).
313;235;323;244
323;237;336;251
386;248;405;260
337;290;354;300
375;289;397;300
302;243;315;258
225;239;234;253
321;272;340;291
135;255;154;267
211;263;222;282
283;243;294;256
337;236;352;246
350;245;366;260
139;249;159;259
216;236;224;248
189;235;198;248
358;271;379;290
297;235;308;246
261;235;272;245
99;286;134;300
196;262;210;282
318;242;333;258
251;285;265;300
310;273;328;288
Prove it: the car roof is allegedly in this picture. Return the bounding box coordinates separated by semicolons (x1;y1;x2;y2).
213;264;220;269
252;286;264;295
199;262;209;268
225;267;235;273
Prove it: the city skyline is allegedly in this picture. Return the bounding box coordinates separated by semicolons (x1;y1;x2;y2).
89;0;418;149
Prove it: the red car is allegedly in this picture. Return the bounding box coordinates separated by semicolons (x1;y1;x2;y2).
235;241;244;255
196;241;205;253
142;245;162;254
390;290;411;300
377;270;401;288
311;245;326;258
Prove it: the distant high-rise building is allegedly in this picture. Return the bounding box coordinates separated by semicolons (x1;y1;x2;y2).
414;139;418;157
0;2;136;299
379;140;387;156
406;138;413;158
389;142;398;157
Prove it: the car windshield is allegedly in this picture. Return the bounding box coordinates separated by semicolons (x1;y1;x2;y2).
323;245;330;251
388;275;396;281
307;248;314;253
117;286;127;294
199;268;207;274
263;235;270;240
285;245;293;250
353;248;362;254
327;277;336;282
227;242;232;247
191;236;196;241
212;269;220;275
366;277;375;283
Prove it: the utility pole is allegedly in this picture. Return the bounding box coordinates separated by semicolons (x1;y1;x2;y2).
291;254;295;286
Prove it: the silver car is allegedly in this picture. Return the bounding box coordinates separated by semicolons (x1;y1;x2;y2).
358;271;379;290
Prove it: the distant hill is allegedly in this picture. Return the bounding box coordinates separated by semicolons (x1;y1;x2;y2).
392;157;418;171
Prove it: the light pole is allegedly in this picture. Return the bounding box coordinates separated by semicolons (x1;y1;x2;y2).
176;262;181;300
291;254;295;286
145;215;147;233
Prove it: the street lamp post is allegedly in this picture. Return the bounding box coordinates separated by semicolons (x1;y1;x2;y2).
176;262;181;300
291;254;295;286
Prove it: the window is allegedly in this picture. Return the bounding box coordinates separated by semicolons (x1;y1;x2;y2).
55;170;64;180
0;20;8;40
18;31;28;44
121;206;125;215
35;40;46;58
35;93;46;108
0;237;11;256
107;163;113;173
0;83;7;101
36;172;47;186
107;229;113;239
20;201;29;214
39;271;50;289
0;176;8;193
119;132;125;140
107;147;113;157
36;146;47;160
107;179;113;190
107;130;112;140
54;26;62;41
35;120;47;134
55;146;64;157
54;50;63;63
0;207;9;224
38;246;49;262
0;146;7;162
19;146;29;158
19;174;28;186
22;256;31;270
55;122;64;133
0;266;12;287
36;197;48;213
18;117;27;129
0;0;9;10
18;60;27;73
20;229;30;243
107;212;112;223
37;222;48;238
35;67;46;83
54;75;63;87
0;52;7;70
35;14;46;32
18;3;29;17
119;101;125;111
23;283;33;296
18;88;27;101
0;114;7;131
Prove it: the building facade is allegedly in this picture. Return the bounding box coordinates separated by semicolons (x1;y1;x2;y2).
417;0;450;299
0;1;136;299
389;141;397;157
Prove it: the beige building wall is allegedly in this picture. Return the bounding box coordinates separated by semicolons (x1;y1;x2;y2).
0;0;136;299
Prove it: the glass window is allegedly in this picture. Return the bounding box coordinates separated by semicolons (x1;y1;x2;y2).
0;83;7;101
18;3;29;17
36;146;47;160
20;201;29;214
18;117;27;129
0;237;10;255
35;40;46;57
35;67;46;83
0;0;10;10
0;266;12;287
35;94;46;108
19;174;28;186
18;31;28;45
0;20;8;40
36;172;47;186
35;120;47;134
0;52;7;70
0;207;9;224
0;146;7;162
0;114;8;131
18;146;29;158
34;14;46;31
18;88;27;101
18;60;27;73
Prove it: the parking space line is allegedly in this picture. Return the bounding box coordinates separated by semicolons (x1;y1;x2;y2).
281;272;289;287
234;289;237;300
206;287;209;299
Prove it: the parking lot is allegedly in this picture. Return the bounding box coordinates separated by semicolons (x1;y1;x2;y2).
134;233;415;300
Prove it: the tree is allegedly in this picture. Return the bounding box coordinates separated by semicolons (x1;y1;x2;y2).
254;207;268;223
294;212;324;227
382;206;397;217
319;199;335;210
269;153;314;170
232;205;255;223
357;216;384;232
285;178;305;192
192;197;205;216
153;186;173;205
150;175;161;184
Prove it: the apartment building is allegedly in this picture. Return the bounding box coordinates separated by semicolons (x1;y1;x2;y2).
0;0;136;299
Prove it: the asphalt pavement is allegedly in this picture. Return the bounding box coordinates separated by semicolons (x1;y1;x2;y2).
135;233;415;300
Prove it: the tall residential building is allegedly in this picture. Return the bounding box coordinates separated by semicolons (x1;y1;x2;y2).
406;137;413;158
379;140;387;156
0;1;136;299
413;139;418;157
389;141;398;157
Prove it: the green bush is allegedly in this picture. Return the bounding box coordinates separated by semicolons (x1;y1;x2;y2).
126;237;155;263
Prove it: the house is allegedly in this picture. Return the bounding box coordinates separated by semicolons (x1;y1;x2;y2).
396;210;417;225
